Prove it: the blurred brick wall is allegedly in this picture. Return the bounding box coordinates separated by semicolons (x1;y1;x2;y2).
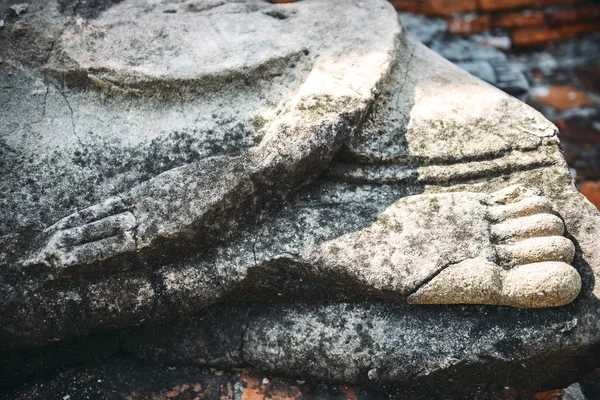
390;0;600;47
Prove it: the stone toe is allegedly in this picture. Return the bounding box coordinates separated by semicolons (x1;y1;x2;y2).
501;262;582;308
489;195;553;222
488;185;539;204
491;213;564;243
495;236;575;267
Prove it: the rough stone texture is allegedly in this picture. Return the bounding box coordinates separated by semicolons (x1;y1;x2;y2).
1;0;599;395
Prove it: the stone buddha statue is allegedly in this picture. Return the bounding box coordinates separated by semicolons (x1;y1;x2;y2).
0;0;598;392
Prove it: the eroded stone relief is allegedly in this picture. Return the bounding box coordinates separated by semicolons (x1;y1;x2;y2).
1;0;599;392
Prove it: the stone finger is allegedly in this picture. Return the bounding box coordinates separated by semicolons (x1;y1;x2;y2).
58;232;137;270
52;212;136;248
46;196;127;232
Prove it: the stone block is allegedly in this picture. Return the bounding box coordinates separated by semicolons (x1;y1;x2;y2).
447;15;492;34
548;5;600;24
421;0;477;16
1;0;599;394
480;0;583;12
512;26;561;45
560;23;600;38
495;10;546;29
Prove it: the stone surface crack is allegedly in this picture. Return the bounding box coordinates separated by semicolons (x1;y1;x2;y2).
41;6;72;67
72;0;84;16
397;41;417;99
37;16;67;123
407;261;456;297
55;83;85;148
42;33;58;67
251;233;258;268
41;83;49;122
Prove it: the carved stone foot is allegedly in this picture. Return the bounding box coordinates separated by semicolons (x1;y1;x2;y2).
320;185;581;308
28;197;137;272
408;186;580;308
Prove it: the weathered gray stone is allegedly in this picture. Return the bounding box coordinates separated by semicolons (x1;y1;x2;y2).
10;3;29;16
1;0;599;394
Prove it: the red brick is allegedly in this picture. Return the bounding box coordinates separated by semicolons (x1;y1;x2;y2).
559;23;600;37
495;10;546;29
548;5;600;24
579;181;600;210
532;390;561;400
533;85;595;111
555;118;600;144
576;66;600;92
481;0;536;11
421;0;477;16
447;15;492;34
512;27;561;45
479;0;583;12
390;0;422;13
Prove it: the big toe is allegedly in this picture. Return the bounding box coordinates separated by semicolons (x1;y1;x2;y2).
501;262;581;308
